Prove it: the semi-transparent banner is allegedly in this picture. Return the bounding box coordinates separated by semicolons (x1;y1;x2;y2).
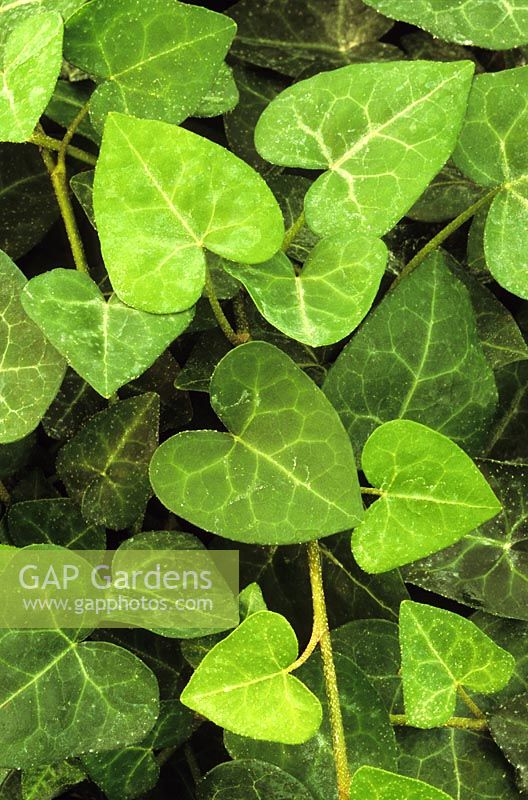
0;548;239;632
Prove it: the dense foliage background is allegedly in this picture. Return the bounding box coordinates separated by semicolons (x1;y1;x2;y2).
2;0;528;798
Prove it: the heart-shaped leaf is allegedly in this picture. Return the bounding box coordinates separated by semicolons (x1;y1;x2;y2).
150;341;362;545
0;250;65;444
22;761;86;800
254;60;474;237
353;419;501;573
57;393;159;528
225;621;398;800
7;497;105;549
323;252;498;458
181;611;322;744
0;12;63;142
21;269;193;398
224;234;387;346
404;462;528;621
94;113;284;313
64;0;236;130
0;627;159;768
351;766;453;800
400;600;515;728
453;66;528;300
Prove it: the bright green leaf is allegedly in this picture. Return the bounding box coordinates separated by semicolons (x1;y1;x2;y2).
0;0;83;43
255;60;474;237
400;600;515;728
453;67;528;299
193;63;239;118
181;611;322;744
70;170;94;228
0;628;159;768
64;0;236;130
21;269;193;398
0;13;63;143
225;234;387;346
363;0;528;49
150;341;362;545
323;252;498;457
354;420;501;573
350;766;453;800
93;113;284;313
405;462;528;621
57;393;159;528
225;623;398;800
0;250;65;444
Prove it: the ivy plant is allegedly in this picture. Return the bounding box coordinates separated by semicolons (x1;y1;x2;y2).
3;1;528;800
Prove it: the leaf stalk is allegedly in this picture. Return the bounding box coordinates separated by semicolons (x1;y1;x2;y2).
390;713;488;732
392;186;500;288
205;267;249;346
307;540;350;800
29;131;98;167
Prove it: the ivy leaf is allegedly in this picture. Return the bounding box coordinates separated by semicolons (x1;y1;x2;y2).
486;361;528;460
224;63;287;174
228;0;392;77
400;600;515;728
94;113;284;313
490;694;528;792
150;341;362;545
0;0;83;43
22;761;85;800
64;0;236;131
199;760;313;799
0;628;159;768
82;700;193;800
0;250;65;444
351;766;453;800
0;434;35;480
364;0;528;49
405;462;528;621
472;613;528;709
354;420;501;574
224;234;387;346
42;370;105;441
453;66;528;299
0;13;63;143
181;611;322;744
21;269;194;398
0;144;58;259
255;61;474;238
45;79;100;144
323;252;498;457
193;63;239;118
225;622;398;800
57;393;159;528
408;162;486;223
70;170;94;228
7;497;105;548
397;726;521;800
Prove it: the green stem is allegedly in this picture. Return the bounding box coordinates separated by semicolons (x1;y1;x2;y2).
233;291;251;340
282;210;305;252
360;486;383;496
457;685;486;720
307;541;350;800
0;481;10;506
392;186;500;289
205;267;249;346
156;745;178;767
37;111;90;274
29;131;98;167
390;713;488;732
